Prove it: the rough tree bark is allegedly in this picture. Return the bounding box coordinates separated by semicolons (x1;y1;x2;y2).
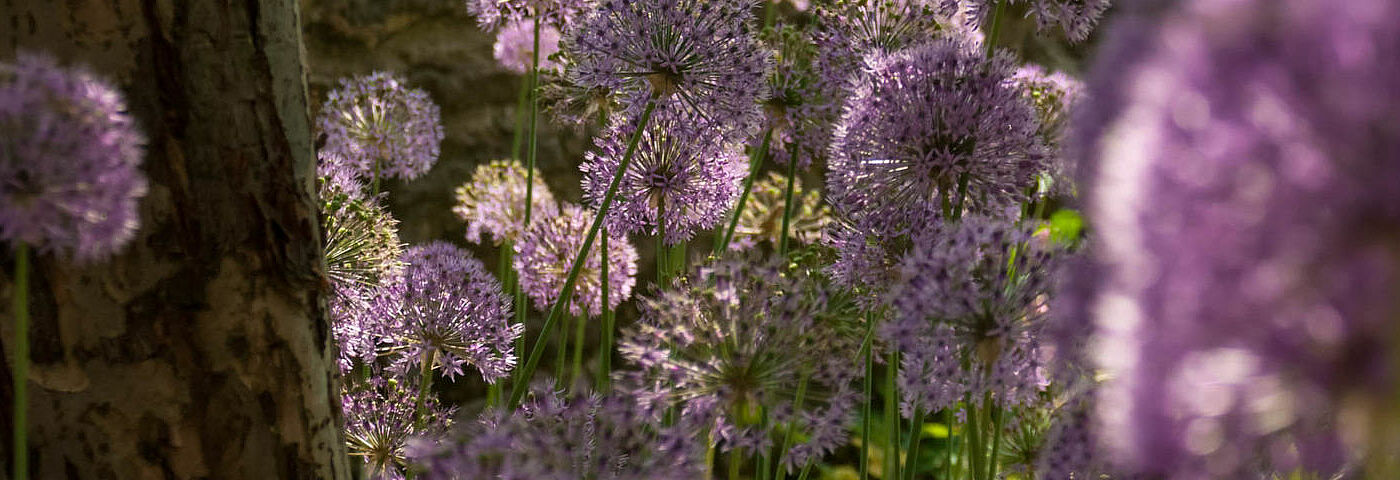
1;1;350;478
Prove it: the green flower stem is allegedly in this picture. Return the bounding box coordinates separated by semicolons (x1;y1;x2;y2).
414;349;437;428
946;407;955;480
706;430;718;479
903;405;925;480
658;199;670;284
597;231;613;393
952;173;971;221
370;158;382;197
716;127;773;257
668;240;687;280
12;244;29;480
984;0;1006;58
570;309;586;389
758;408;772;480
885;349;901;480
987;402;1004;480
858;316;876;480
554;315;570;381
515;15;543;388
774;370;811;480
509;98;659;408
796;462;814;480
965;397;980;480
777;142;800;258
729;448;744;480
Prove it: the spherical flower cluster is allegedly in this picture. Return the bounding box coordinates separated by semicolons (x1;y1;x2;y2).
343;377;453;480
1014;64;1084;198
813;0;972;102
828;38;1045;233
514;202;638;318
1080;0;1400;476
452;159;559;246
376;242;521;383
763;24;840;169
884;215;1057;413
493;19;563;75
949;0;1111;42
464;0;591;31
563;0;770;136
412;386;703;479
618;260;862;469
823;202;944;303
321;176;405;294
0;52;147;261
316;72;443;182
581;109;748;244
730;172;831;251
539;67;617;131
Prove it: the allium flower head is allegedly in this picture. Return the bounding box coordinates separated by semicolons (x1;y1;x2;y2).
343;376;453;480
823;202;944;303
563;0;771;135
317;72;443;182
828;38;1045;233
452;159;559;246
493;18;563;75
540;66;618;132
515;202;638;318
948;0;1110;42
320;174;405;294
1014;65;1084;197
730;172;832;251
0;52;147;260
581;109;748;244
465;0;591;30
412;385;703;479
816;0;959;66
619;260;862;468
376;242;522;383
1080;0;1400;476
762;24;840;169
884;215;1057;413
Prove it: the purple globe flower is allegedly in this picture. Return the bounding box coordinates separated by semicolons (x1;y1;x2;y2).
411;386;704;480
465;0;591;30
514;202;638;318
1079;0;1400;476
949;0;1111;42
730;172;831;251
0;52;147;261
822;202;945;304
580;109;748;244
493;18;563;75
618;260;862;469
884;215;1057;414
376;242;522;383
828;38;1045;233
563;0;770;136
763;24;841;170
320;173;405;295
343;376;453;480
316;72;443;182
452;159;559;246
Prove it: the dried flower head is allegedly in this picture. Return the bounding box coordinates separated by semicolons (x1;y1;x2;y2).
581;109;748;244
515;202;638;318
412;385;703;479
828;38;1045;234
317;72;443;182
563;0;770;135
344;376;453;479
453;159;559;246
730;172;832;251
376;242;522;383
619;260;862;469
493;18;563;75
0;52;147;260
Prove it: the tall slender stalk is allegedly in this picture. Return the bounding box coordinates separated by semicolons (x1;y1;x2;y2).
658;199;670;284
509;99;660;408
729;448;744;480
859;315;876;480
597;231;613;393
984;0;1006;58
987;402;1004;480
885;349;901;480
554;315;570;381
716;127;773;257
774;370;811;480
903;405;925;480
570;310;587;388
414;350;437;427
777;142;800;258
11;244;29;480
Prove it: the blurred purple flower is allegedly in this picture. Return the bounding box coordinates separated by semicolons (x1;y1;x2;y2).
514;202;638;318
0;52;147;261
1079;0;1400;476
827;38;1045;234
580;109;748;244
377;242;522;383
493;18;563;75
465;0;590;30
452;159;559;246
618;260;862;469
316;72;443;182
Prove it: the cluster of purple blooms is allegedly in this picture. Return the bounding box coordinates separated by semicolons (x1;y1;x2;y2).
302;0;1400;477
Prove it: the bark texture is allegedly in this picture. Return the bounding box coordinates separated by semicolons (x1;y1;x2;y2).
2;1;349;478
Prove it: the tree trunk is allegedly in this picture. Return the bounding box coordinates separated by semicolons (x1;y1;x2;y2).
1;1;349;478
